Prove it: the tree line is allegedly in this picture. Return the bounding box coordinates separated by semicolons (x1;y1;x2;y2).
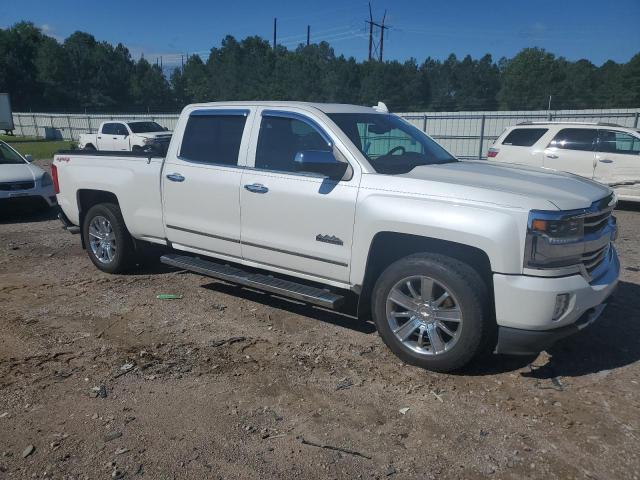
1;21;638;113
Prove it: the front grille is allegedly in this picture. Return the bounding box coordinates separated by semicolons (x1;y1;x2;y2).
0;181;35;191
580;202;615;278
583;210;611;235
582;245;609;276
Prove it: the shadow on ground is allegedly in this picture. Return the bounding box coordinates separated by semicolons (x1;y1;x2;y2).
0;204;57;224
202;277;639;377
202;280;376;335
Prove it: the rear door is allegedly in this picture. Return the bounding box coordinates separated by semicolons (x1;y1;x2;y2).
97;123;116;150
594;129;640;186
239;108;358;283
544;127;597;179
162;108;252;260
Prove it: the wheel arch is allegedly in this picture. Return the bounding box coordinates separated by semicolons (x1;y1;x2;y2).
76;189;121;249
357;231;494;321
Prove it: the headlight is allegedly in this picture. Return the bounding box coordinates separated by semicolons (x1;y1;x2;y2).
40;173;53;187
142;138;155;145
524;210;585;269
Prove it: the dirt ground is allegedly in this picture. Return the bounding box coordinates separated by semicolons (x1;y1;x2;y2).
1;165;639;479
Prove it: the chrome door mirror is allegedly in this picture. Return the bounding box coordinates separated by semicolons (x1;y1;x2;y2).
294;150;347;179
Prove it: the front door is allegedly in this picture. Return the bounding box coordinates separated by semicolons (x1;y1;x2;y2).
112;123;130;151
162;108;252;260
543;127;597;179
594;129;640;187
240;109;358;283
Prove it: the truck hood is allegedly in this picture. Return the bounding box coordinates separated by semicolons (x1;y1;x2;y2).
397;160;611;211
0;162;43;183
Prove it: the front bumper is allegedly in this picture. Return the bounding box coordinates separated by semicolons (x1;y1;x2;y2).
493;246;619;354
0;184;57;208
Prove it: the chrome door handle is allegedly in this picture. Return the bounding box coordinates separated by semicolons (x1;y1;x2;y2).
599;159;613;163
166;173;185;182
244;183;269;194
546;154;559;159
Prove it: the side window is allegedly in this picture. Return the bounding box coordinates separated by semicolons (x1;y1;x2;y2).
502;128;548;147
114;124;128;136
598;130;640;155
548;128;597;151
255;115;332;173
179;113;247;165
101;123;116;135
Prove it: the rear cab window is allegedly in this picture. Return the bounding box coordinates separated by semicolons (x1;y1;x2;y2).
548;128;597;151
501;128;548;147
179;110;249;166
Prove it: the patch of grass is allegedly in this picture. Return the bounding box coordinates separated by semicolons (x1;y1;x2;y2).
1;135;75;160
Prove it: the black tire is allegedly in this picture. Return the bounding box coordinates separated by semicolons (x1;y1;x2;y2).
83;144;96;151
371;253;494;372
132;145;143;153
82;203;137;274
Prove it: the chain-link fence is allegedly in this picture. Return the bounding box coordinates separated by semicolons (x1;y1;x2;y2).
11;108;640;159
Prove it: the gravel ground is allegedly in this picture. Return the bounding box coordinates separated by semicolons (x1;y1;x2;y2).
1;166;639;479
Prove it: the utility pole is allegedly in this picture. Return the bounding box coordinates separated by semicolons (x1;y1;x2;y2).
366;3;390;62
379;10;388;62
367;3;373;61
273;17;277;50
307;25;310;46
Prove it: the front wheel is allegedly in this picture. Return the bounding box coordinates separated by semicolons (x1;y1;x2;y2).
371;253;494;372
83;203;137;273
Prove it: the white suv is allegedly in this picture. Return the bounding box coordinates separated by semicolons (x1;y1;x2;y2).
489;122;640;202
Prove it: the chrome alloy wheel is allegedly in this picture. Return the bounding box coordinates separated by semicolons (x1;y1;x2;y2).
88;215;117;264
385;275;463;355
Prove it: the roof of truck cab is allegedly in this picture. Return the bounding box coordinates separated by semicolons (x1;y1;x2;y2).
185;101;380;114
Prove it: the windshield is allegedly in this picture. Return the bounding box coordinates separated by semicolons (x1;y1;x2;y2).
0;142;26;165
328;113;457;174
127;121;165;133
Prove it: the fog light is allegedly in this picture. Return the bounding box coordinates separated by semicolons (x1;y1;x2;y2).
552;293;571;321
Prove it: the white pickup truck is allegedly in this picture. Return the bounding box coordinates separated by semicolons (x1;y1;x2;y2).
78;120;172;153
53;101;620;372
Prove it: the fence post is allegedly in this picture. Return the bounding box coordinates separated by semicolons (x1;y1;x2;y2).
422;114;427;132
32;113;38;137
87;115;92;134
66;115;73;141
16;113;22;136
634;111;639;129
548;112;553;121
478;114;486;160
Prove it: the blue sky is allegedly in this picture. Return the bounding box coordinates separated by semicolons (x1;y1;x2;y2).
2;0;639;69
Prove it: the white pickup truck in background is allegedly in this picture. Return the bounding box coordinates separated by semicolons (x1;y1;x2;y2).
78;120;172;154
53;101;619;372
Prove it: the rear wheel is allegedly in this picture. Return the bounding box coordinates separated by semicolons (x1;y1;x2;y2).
83;203;136;273
83;144;96;151
371;253;494;372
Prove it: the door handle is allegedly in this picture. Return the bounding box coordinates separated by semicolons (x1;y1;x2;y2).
599;159;613;163
97;136;102;139
166;173;185;182
545;153;559;159
244;183;269;194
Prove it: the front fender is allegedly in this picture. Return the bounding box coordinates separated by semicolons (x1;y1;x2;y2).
350;192;529;286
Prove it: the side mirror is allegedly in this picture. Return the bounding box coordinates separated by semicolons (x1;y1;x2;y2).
24;154;33;162
294;150;347;179
164;127;169;131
